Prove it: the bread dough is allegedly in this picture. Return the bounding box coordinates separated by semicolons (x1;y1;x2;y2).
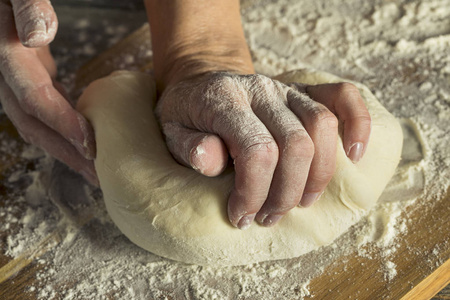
77;69;402;266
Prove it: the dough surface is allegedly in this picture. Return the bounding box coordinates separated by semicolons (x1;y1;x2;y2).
77;69;402;266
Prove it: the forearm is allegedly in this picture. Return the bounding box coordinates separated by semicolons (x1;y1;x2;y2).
145;0;254;93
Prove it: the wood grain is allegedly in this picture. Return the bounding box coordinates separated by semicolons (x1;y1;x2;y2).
0;230;61;285
306;188;450;299
401;260;450;300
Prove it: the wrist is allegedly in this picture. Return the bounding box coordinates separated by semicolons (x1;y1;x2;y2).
145;0;254;94
158;38;254;92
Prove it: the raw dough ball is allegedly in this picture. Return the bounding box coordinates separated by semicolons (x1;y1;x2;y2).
77;69;402;266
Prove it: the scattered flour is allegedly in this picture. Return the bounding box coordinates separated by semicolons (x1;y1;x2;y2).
1;0;449;299
384;261;398;282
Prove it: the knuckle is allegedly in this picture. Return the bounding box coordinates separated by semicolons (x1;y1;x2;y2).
310;169;335;186
289;82;308;93
283;130;314;159
349;112;372;129
250;74;272;86
243;135;279;163
357;113;372;126
265;198;298;216
248;74;280;99
277;198;300;212
238;194;265;210
200;75;246;120
203;74;237;95
336;82;360;96
310;109;339;130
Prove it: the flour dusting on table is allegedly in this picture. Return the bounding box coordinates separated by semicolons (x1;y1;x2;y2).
1;0;449;299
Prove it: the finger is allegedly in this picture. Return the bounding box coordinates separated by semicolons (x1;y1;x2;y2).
0;82;98;186
286;89;338;207
249;86;315;227
35;46;70;104
52;80;69;100
226;127;278;230
206;88;279;229
158;76;279;230
161;122;228;177
0;46;96;160
11;0;58;47
36;46;57;78
305;82;371;163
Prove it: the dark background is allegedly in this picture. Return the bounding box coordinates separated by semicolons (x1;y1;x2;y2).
51;1;147;85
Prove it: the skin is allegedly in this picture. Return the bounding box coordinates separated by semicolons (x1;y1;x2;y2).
145;0;371;229
0;0;98;185
0;0;371;230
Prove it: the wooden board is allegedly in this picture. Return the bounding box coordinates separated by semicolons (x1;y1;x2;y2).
1;23;449;300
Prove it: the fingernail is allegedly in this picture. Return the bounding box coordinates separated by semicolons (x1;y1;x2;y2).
347;142;364;163
190;143;206;174
70;138;90;159
75;115;95;160
80;169;99;187
300;192;321;207
25;19;47;44
73;140;85;155
237;213;256;230
260;214;283;227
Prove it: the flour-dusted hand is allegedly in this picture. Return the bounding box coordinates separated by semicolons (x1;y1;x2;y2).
146;0;371;229
156;72;370;229
289;82;372;205
0;0;97;185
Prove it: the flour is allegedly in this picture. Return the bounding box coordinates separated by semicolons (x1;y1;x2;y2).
384;261;398;281
1;0;449;299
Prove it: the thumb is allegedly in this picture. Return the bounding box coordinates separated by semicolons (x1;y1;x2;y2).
161;122;229;177
11;0;58;47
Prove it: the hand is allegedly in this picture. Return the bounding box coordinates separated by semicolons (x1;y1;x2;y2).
145;0;371;229
157;72;371;229
0;0;97;185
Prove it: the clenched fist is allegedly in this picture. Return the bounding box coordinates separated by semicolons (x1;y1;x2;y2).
157;72;371;229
